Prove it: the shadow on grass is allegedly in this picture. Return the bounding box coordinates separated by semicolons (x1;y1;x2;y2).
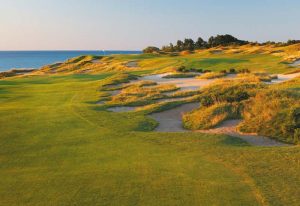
218;135;250;147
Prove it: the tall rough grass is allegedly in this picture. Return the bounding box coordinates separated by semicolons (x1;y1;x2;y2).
183;102;240;130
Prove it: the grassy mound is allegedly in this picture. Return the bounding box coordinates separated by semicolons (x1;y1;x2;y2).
238;89;300;144
163;73;197;78
183;102;240;130
197;72;227;79
182;77;300;144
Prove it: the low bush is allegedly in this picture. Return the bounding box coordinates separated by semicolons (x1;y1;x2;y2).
238;69;250;73
176;66;189;73
229;68;236;73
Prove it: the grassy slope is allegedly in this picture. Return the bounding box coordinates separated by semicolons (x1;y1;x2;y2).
1;74;300;205
31;44;300;76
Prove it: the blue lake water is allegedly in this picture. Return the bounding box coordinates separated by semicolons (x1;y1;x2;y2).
0;50;142;72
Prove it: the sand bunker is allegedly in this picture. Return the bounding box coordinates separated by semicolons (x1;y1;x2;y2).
97;101;105;105
125;61;138;68
149;103;288;146
108;90;121;96
210;50;223;54
150;108;288;146
150;103;199;132
198;120;289;147
290;59;300;67
140;74;216;91
270;73;300;84
107;106;137;112
156;97;189;103
102;72;296;146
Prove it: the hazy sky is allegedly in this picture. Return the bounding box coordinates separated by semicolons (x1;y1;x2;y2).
0;0;299;50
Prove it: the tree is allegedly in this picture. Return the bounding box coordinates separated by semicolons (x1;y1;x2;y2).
195;37;206;49
183;38;195;51
208;34;248;47
169;43;175;52
176;40;184;51
143;46;160;54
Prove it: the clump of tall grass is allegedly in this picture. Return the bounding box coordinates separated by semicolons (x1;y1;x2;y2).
101;73;138;87
107;83;179;106
169;90;201;98
237;73;277;82
197;72;227;79
238;89;300;144
163;73;197;78
183;102;241;130
199;80;265;106
182;80;262;130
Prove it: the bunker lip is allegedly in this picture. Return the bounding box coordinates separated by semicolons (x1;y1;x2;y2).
150;109;289;146
107;106;137;112
197;120;289;147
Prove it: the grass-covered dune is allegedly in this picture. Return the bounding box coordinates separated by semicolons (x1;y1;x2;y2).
183;77;300;144
0;71;300;205
14;43;297;77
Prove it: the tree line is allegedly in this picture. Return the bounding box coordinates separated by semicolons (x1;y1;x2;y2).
143;34;300;53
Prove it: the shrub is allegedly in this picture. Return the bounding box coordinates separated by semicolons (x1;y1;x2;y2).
176;66;188;73
229;68;236;73
200;96;214;107
195;68;203;73
143;46;160;54
203;70;212;73
238;69;250;73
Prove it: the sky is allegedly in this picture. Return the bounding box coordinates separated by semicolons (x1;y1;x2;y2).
0;0;299;50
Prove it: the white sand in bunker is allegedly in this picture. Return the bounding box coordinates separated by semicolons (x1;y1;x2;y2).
150;103;199;132
139;73;216;91
270;72;300;84
107;107;137;112
125;61;139;68
290;59;300;67
149;102;289;146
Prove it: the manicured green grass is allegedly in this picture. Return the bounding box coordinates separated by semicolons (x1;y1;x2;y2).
0;74;300;205
118;52;292;74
